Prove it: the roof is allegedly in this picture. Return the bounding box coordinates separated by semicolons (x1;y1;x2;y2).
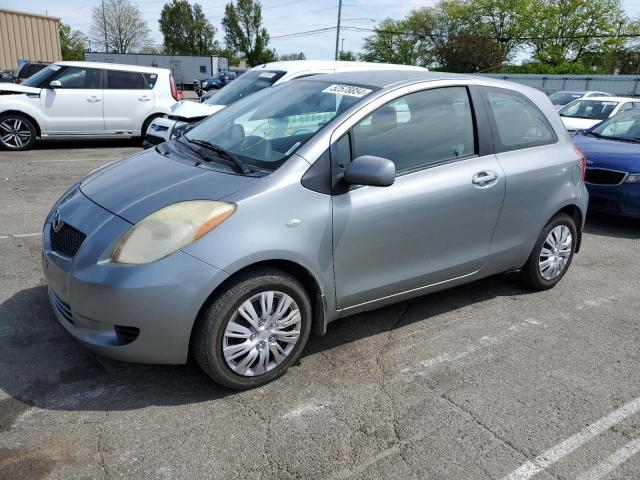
0;8;60;21
295;69;476;89
250;60;427;74
54;61;170;74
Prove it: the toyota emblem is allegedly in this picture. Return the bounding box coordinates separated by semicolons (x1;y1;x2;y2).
52;209;64;233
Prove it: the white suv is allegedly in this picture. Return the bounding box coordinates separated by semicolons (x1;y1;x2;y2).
0;61;179;151
144;60;428;148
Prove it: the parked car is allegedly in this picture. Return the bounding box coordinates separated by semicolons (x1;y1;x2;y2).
572;109;640;218
558;96;639;133
0;69;16;83
548;90;612;110
13;62;50;84
143;60;428;148
43;71;588;389
194;71;237;95
0;61;180;151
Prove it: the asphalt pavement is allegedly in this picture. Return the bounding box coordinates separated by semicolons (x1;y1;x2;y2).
1;140;640;480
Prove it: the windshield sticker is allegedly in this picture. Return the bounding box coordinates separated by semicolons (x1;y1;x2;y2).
50;65;61;71
258;72;276;79
322;84;372;98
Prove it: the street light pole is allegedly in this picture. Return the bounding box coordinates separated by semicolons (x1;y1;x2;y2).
334;0;342;60
101;0;108;53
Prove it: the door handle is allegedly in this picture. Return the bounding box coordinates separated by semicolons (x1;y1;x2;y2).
472;171;498;185
139;96;151;101
86;96;101;103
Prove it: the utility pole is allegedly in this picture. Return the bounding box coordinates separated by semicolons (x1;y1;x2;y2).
101;0;108;53
334;0;342;60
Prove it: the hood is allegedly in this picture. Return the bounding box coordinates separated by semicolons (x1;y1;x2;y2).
573;134;640;172
0;83;40;95
170;100;225;120
561;116;602;132
79;147;257;223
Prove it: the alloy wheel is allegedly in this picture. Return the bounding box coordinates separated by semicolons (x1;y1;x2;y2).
538;225;572;280
0;118;32;149
222;291;302;377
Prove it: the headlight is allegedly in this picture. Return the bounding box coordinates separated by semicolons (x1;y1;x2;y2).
112;201;235;264
626;173;640;183
201;81;208;88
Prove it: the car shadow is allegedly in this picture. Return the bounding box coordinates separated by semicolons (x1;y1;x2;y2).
584;209;640;240
0;276;528;418
30;138;142;150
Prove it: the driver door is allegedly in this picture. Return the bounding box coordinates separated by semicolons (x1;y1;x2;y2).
41;66;104;134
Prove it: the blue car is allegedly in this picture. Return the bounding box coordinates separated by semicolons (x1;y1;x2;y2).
572;109;640;218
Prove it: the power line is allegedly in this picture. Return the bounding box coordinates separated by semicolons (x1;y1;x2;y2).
271;27;337;39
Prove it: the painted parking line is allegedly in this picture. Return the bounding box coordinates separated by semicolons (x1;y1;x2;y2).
502;396;640;480
0;232;41;239
576;437;640;480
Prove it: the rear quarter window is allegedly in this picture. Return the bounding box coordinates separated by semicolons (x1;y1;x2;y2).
482;87;557;153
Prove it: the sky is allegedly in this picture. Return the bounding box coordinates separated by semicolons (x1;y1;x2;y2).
4;0;640;60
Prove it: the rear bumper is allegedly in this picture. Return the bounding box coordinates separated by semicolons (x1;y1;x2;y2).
587;183;640;218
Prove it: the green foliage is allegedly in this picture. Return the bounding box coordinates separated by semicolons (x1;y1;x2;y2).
433;33;505;72
222;0;276;67
59;22;86;61
279;52;306;61
501;61;599;74
339;51;357;61
159;0;219;55
360;18;429;65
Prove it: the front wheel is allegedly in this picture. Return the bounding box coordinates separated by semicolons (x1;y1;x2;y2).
192;268;312;389
519;213;577;290
0;113;37;151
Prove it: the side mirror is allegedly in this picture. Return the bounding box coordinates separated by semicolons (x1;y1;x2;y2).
49;80;62;89
344;155;395;187
170;121;196;138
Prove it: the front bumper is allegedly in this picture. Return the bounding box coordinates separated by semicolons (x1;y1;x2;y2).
587;183;640;219
144;116;178;148
42;189;228;364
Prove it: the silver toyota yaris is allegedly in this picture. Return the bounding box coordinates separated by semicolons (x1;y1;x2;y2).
43;71;589;389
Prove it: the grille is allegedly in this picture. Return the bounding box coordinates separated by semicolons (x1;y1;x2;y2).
49;289;74;325
114;325;140;344
50;223;86;257
585;168;627;185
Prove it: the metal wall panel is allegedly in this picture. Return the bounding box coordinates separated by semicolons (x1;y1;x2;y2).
0;8;61;70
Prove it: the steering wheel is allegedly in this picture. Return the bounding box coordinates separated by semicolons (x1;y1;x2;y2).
240;135;272;160
291;128;313;136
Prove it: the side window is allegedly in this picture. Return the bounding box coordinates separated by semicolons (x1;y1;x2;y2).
619;102;633;112
53;67;101;89
352;86;476;175
483;87;557;153
142;73;158;89
107;70;147;89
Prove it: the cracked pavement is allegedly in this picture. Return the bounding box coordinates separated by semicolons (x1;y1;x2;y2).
1;140;640;479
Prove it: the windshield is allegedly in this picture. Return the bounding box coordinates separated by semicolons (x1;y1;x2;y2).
559;99;619;120
184;78;378;171
204;70;286;106
549;92;583;105
590;110;640;140
21;64;61;87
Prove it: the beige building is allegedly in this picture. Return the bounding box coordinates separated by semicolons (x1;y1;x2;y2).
0;8;61;70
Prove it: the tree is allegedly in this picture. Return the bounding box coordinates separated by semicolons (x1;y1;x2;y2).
91;0;151;53
59;22;87;60
217;47;242;66
360;18;430;65
279;52;306;61
159;0;219;55
222;0;276;66
434;33;505;72
529;0;628;66
339;50;357;61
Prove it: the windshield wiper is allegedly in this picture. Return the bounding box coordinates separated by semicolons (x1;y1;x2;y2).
184;137;252;174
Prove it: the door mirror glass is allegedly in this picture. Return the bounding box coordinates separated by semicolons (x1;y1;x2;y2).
49;80;62;88
344;155;395;187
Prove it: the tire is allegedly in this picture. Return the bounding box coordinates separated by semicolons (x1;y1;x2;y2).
192;267;312;389
0;113;37;151
519;213;577;290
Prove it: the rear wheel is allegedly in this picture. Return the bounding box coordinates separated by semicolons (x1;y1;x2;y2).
0;113;37;151
519;213;577;290
192;267;312;389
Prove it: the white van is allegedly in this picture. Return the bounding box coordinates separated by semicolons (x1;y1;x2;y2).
0;61;179;151
143;60;428;148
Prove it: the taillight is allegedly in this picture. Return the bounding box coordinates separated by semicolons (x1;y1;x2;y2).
574;145;586;182
169;74;179;101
